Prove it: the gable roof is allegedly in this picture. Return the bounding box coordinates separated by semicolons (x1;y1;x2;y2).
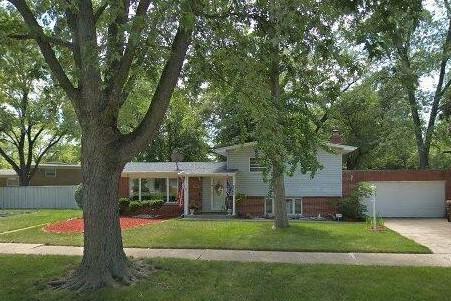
122;162;236;176
213;141;357;156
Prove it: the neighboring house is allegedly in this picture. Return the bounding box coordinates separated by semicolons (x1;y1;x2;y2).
0;163;82;187
118;141;356;217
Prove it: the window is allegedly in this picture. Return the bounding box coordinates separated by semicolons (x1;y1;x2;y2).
44;168;56;177
6;177;19;187
129;177;178;203
249;157;265;172
265;198;303;216
168;178;178;202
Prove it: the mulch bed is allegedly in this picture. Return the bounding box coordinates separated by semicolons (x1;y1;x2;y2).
44;217;166;234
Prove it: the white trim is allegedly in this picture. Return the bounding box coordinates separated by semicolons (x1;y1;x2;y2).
232;175;236;216
138;178;142;201
184;176;189;215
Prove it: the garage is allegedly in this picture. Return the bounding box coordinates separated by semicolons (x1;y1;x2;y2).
368;181;446;218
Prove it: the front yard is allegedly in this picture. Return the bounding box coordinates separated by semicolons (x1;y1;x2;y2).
2;255;451;301
0;210;430;253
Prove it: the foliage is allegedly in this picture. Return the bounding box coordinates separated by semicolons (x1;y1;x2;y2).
74;184;83;210
128;201;143;213
118;198;130;215
0;23;78;185
366;215;385;231
338;183;374;220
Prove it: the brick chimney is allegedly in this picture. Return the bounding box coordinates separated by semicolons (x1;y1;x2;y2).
330;129;343;144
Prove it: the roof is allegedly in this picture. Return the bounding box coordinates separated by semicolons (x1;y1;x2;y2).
213;141;357;156
0;169;17;177
122;162;237;176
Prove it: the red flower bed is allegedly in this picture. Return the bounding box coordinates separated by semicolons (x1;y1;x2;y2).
44;217;166;233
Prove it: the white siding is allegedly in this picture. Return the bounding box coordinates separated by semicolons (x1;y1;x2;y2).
0;186;77;209
227;146;342;197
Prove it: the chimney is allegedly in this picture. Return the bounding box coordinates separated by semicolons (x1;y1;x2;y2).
330;129;343;144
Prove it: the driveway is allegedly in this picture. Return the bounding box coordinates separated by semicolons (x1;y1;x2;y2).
385;219;451;254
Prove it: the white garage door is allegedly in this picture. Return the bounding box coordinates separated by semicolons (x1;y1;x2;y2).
368;181;446;218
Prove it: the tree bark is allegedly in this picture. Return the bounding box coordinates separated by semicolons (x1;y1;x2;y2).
53;130;148;291
272;165;289;228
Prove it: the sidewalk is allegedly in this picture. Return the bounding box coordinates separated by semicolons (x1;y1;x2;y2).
1;243;451;267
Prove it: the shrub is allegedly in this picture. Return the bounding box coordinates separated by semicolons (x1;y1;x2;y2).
118;198;130;214
149;199;165;210
131;194;165;201
129;201;143;212
338;182;374;220
74;184;83;209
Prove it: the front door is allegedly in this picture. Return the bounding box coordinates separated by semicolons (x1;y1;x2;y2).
211;177;225;211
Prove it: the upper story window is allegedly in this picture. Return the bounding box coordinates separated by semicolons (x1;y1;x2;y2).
249;157;265;172
44;168;56;177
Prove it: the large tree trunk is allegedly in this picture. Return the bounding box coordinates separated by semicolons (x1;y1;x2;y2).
272;166;289;228
53;131;148;291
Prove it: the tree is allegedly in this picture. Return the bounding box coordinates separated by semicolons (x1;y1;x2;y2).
358;0;451;169
2;0;197;290
191;0;361;228
330;71;418;169
120;89;210;162
0;40;76;185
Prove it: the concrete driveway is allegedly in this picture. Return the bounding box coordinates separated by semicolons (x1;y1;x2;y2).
385;219;451;254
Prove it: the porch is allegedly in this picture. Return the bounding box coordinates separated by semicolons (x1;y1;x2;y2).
123;162;237;216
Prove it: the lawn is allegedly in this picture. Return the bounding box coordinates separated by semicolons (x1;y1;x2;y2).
0;210;81;233
0;210;430;253
1;255;450;301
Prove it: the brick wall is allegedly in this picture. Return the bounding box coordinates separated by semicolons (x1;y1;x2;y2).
302;197;339;217
237;196;265;217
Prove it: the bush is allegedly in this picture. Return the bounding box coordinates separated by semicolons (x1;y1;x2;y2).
130;194;165;201
74;184;83;209
118;198;130;214
338;183;374;220
149;199;165;210
129;201;143;212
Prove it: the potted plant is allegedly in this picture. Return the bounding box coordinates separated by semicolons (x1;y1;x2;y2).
189;204;198;215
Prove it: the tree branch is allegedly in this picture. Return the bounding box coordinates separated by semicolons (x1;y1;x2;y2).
119;23;194;160
29;134;64;180
0;145;20;173
8;0;79;101
106;0;152;101
8;33;74;50
94;0;109;22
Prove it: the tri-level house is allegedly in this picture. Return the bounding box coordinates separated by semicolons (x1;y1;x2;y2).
118;138;356;218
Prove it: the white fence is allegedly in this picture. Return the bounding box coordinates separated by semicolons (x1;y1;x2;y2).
0;186;78;209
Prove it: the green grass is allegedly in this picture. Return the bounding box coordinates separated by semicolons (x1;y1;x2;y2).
0;210;81;233
1;255;450;301
0;211;429;253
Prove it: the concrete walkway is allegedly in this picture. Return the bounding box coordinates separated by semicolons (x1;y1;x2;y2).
385;218;451;254
1;243;451;267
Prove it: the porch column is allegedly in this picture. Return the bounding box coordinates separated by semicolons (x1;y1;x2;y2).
232;174;236;216
184;176;189;216
138;178;142;201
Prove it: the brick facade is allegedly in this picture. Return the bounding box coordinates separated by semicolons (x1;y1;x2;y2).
237;196;265;217
302;197;339;217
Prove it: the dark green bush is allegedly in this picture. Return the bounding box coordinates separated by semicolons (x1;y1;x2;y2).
149;199;165;210
74;184;83;209
118;198;130;214
129;201;143;212
338;183;374;220
131;194;165;201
